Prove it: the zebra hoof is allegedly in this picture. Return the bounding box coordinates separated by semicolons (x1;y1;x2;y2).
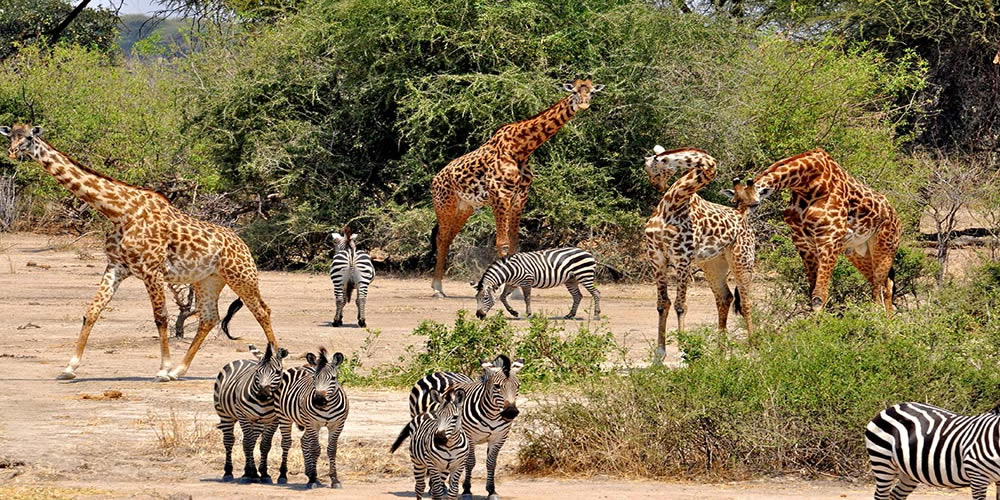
358;319;366;328
332;319;343;327
305;480;324;489
259;476;273;484
276;476;287;485
487;495;501;500
56;370;76;380
330;481;342;489
238;476;258;484
462;494;474;500
222;474;234;482
564;314;576;320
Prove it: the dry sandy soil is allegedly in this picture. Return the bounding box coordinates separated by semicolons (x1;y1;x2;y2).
0;232;972;499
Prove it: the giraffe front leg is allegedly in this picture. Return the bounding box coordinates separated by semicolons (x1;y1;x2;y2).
137;272;174;382
59;263;129;380
431;197;474;298
506;189;528;254
492;195;514;258
810;248;839;312
674;260;693;333
168;276;224;380
650;261;671;363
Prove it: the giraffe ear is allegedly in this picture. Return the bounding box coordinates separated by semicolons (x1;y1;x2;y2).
591;84;605;93
720;189;736;200
561;82;576;92
30;126;42;138
350;233;361;245
652;145;665;155
0;127;10;137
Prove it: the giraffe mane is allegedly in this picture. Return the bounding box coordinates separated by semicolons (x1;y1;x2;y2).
655;147;709;157
39;138;170;203
768;148;830;168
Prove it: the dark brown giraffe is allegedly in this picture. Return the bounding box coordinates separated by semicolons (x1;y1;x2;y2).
429;76;603;297
748;148;902;312
2;124;279;381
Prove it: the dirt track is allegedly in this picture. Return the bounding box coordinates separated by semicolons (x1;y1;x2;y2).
0;232;969;499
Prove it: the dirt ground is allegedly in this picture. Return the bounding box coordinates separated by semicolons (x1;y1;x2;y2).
0;232;973;499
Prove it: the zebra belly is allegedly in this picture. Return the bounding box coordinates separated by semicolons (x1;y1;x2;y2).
463;419;510;445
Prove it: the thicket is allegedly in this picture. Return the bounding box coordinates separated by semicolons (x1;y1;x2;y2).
516;266;1000;479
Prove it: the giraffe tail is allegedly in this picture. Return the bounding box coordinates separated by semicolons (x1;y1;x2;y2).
732;287;743;317
220;298;244;340
427;222;440;262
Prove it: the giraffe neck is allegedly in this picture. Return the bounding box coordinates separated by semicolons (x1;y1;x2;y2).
662;155;717;211
754;151;828;193
31;139;139;221
497;95;578;164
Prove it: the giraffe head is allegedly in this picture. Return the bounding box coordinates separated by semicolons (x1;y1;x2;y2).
557;75;604;111
331;225;359;252
305;347;344;407
721;178;761;214
644;145;713;192
248;343;289;400
0;124;43;161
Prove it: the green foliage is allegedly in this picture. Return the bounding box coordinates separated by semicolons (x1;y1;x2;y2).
517;304;1000;478
0;0;119;61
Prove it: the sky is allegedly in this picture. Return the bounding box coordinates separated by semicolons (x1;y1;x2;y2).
91;0;162;15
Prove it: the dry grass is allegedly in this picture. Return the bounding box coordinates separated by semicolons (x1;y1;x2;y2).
146;409;220;458
0;486;109;500
76;390;123;401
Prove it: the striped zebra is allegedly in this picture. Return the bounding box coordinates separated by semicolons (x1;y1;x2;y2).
213;343;288;483
473;247;600;320
409;355;524;500
329;226;375;328
391;388;469;500
275;347;349;488
866;401;1000;499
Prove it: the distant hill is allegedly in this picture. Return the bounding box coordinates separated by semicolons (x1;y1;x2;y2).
117;14;190;57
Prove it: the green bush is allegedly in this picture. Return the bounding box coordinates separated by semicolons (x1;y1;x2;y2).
517;305;1000;479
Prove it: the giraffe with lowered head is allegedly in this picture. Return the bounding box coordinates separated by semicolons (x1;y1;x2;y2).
747;148;901;312
429;75;603;297
2;124;279;381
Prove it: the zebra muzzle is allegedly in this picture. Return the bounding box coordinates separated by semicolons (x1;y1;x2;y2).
476;310;486;320
500;406;520;420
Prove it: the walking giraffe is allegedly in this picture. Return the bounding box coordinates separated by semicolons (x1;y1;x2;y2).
429;76;603;297
643;146;757;358
2;124;279;381
746;148;901;312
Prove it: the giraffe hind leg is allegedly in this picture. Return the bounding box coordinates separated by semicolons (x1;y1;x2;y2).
168;275;225;380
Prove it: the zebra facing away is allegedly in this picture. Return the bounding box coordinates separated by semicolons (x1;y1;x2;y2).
276;348;349;488
391;388;469;500
866;401;1000;499
409;355;524;500
213;343;288;484
329;226;375;328
473;247;600;320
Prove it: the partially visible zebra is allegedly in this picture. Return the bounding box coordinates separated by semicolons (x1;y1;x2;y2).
409;355;524;500
213;343;288;483
473;247;600;320
866;401;1000;499
329;226;375;327
391;388;469;500
276;347;349;488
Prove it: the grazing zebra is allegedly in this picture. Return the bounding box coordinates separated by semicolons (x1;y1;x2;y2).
276;347;349;488
213;343;288;484
329;226;375;328
473;247;600;320
409;355;524;500
866;401;1000;499
391;388;469;500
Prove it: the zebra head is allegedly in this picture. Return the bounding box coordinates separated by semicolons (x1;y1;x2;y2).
330;225;359;253
481;355;525;421
431;388;467;448
305;348;344;407
251;343;288;400
472;271;501;320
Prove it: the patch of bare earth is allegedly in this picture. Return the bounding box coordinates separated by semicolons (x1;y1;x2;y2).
0;232;968;498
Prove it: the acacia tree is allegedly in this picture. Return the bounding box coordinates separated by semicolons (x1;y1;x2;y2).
0;0;119;60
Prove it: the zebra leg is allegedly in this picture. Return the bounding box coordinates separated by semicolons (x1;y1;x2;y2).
448;467;463;500
461;446;476;499
870;468;895;500
413;462;427;500
582;279;600;318
257;420;278;484
277;419;292;484
564;280;582;319
238;420;260;483
430;469;448;500
521;286;532;317
356;283;368;328
333;286;345;327
327;423;344;488
888;475;918;500
499;284;519;317
485;432;508;500
303;427;323;488
969;471;990;500
219;416;236;482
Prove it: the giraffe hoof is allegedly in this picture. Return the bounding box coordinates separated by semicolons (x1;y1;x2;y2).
56;370;76;380
154;371;171;382
653;347;666;364
358;319;366;328
168;367;186;380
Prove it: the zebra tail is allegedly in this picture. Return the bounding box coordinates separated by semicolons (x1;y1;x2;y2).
732;287;742;317
390;421;414;453
220;298;244;340
597;262;624;281
345;279;356;303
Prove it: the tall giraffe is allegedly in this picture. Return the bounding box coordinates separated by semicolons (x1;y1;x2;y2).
748;148;901;312
429;76;603;297
643;146;757;359
2;124;278;381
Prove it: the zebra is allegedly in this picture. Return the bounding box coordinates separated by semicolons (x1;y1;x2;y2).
472;247;600;320
329;226;375;328
865;401;1000;499
409;355;524;500
391;388;469;500
213;343;288;484
275;347;349;488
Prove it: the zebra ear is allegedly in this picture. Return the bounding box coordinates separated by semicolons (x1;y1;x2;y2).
481;360;500;374
278;348;289;360
261;343;274;363
305;352;317;366
331;352;345;367
510;358;525;375
428;389;443;406
351;233;361;245
449;388;466;405
248;344;263;360
330;232;344;244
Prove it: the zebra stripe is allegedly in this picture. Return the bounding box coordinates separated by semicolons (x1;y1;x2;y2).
866;402;1000;499
213;344;287;483
409;355;524;500
276;348;349;488
474;247;600;320
392;388;469;500
329;228;375;328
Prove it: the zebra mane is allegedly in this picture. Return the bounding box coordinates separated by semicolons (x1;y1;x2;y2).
990;403;1000;416
496;354;511;376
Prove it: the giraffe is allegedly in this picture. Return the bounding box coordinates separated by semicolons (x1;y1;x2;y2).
2;124;279;381
429;76;604;297
643;146;757;359
746;148;901;312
